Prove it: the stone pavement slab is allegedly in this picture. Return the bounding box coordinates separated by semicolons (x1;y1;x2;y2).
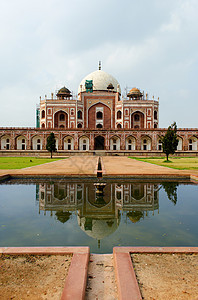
102;157;189;177
0;156;98;176
86;254;117;300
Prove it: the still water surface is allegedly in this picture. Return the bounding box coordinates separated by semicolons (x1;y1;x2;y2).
0;178;198;253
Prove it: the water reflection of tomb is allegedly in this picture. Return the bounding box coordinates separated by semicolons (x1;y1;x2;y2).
38;181;159;243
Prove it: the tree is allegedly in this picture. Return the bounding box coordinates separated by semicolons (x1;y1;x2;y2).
162;182;178;205
46;133;56;158
161;122;178;161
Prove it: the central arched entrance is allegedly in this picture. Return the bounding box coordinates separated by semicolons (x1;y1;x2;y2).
95;136;105;150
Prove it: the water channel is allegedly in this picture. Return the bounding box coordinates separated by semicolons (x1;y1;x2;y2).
0;178;197;253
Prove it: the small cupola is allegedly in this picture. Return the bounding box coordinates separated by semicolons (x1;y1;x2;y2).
107;83;114;91
56;87;72;99
127;87;143;100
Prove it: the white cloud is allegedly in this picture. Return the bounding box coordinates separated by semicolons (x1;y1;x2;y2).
160;13;181;32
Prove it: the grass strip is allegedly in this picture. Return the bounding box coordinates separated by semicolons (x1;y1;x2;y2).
129;156;198;170
0;157;65;169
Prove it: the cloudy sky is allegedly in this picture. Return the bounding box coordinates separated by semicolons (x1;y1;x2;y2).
0;0;198;128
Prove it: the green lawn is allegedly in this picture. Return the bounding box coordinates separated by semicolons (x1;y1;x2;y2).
130;157;198;170
0;157;64;169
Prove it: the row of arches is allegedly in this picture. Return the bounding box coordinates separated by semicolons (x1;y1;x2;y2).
40;109;158;130
41;110;81;129
1;135;43;150
1;135;197;151
64;135;197;151
39;182;157;206
41;109;83;120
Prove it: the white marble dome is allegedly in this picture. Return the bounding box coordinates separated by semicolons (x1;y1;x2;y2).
78;216;119;240
78;70;121;94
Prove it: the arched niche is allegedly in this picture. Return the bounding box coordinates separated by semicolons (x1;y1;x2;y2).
32;136;42;150
63;136;74;150
126;136;136;150
88;103;111;129
54;111;68;129
79;136;89;150
188;136;197;151
110;136;120;150
0;135;11;150
16;136;26;150
131;111;144;129
177;137;183;151
141;136;151;150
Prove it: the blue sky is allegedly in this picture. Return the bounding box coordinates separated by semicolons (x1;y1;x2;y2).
0;0;198;128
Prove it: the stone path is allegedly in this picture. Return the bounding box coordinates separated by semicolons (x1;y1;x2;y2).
86;254;117;300
102;156;183;176
0;156;194;178
0;156;98;176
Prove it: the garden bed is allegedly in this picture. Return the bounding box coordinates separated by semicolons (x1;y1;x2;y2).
0;254;72;299
131;253;198;300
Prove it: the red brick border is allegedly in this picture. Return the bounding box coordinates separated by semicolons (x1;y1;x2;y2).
113;247;198;300
0;247;90;300
61;252;89;300
114;251;141;300
0;172;198;181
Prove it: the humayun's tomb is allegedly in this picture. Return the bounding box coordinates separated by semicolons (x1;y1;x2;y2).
0;64;198;156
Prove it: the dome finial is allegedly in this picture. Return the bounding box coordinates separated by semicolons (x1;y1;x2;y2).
99;61;101;70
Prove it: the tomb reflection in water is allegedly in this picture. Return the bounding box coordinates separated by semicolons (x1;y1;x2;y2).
1;178;197;253
38;180;160;247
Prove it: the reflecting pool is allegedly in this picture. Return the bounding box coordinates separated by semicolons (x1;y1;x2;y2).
0;178;198;253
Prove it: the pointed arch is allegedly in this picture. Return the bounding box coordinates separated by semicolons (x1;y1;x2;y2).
94;135;105;150
141;135;152;150
177;136;183;151
31;135;43;150
15;135;27;150
77;110;82;119
125;135;136;150
188;135;197;151
157;135;163;151
88;103;111;129
0;134;11;150
110;135;120;150
54;110;68;128
79;135;90;150
63;135;74;150
117;110;122;119
131;111;144;129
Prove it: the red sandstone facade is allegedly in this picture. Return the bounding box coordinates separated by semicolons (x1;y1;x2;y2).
0;68;197;155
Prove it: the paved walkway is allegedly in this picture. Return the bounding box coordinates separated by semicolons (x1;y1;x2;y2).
0;156;98;176
102;156;184;176
0;156;197;178
85;254;117;300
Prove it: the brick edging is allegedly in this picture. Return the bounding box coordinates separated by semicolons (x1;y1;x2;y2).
113;247;198;300
61;252;89;300
0;247;90;300
114;251;142;300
